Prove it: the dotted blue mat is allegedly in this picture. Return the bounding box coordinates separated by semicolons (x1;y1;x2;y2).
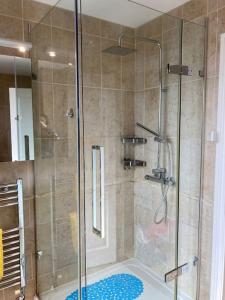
66;273;144;300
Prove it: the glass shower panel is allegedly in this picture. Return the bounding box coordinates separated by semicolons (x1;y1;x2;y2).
79;1;183;298
31;1;79;298
177;20;205;300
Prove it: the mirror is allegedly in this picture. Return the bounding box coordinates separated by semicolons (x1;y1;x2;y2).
0;55;34;162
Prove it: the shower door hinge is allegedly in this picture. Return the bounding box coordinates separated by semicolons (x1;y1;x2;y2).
167;64;193;76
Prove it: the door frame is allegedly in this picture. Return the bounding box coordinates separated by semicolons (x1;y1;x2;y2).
210;32;225;300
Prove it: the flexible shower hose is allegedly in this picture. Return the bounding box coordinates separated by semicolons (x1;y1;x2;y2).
153;141;173;224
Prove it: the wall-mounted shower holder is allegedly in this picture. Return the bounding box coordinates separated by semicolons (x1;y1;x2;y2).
121;136;147;144
123;159;146;169
167;64;193;76
121;136;147;170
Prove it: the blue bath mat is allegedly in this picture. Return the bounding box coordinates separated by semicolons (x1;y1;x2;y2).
66;273;144;300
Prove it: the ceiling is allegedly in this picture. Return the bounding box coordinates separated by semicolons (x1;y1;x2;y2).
35;0;189;28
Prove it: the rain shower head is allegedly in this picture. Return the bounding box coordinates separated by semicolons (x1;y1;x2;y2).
102;45;136;56
102;33;161;57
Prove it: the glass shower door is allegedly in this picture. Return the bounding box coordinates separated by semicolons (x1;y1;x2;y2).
31;1;80;298
177;19;206;300
79;1;183;299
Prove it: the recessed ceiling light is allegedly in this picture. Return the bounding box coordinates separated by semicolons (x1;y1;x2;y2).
68;62;73;66
48;51;56;57
19;46;26;53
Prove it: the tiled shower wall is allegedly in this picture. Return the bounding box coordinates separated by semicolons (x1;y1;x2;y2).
81;15;136;264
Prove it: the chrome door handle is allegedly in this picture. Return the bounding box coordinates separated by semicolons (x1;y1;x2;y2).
92;145;105;238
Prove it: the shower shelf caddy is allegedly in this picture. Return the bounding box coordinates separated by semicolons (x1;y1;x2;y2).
0;179;25;299
121;136;147;169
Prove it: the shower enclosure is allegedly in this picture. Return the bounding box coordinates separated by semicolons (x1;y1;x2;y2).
30;0;206;299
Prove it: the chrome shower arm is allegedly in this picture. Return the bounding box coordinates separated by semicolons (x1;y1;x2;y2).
136;122;160;137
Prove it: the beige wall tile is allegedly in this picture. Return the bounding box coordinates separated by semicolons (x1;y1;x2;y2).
102;89;122;137
102;39;122;89
122;91;135;136
35;194;51;225
144;42;160;88
203;142;216;203
51;6;74;31
53;84;75;138
135;41;145;91
144;87;160;133
23;0;51;24
122;45;135;90
207;12;218;76
0;0;22;18
182;21;205;81
163;27;181;86
101;20;122;40
205;77;218;136
37;273;53;294
52;27;75;64
162;10;182;33
55;263;78;286
180;80;203;139
82;34;101;87
182;0;207;21
83;87;103;137
0;15;23;40
218;0;225;9
81;14;101;36
208;0;218;13
31;23;52;65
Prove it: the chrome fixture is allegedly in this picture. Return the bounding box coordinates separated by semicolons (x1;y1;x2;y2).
121;136;147;145
136;122;166;143
66;108;74;118
136;122;175;224
36;250;43;260
167;64;193;76
123;159;146;169
92;145;105;238
121;136;147;169
102;33;136;56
